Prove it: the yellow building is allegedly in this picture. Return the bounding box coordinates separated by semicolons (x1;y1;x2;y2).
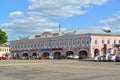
0;45;10;58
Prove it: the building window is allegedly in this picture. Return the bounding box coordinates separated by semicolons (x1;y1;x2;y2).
46;41;48;47
56;41;59;47
48;41;49;47
86;38;89;44
44;42;46;48
41;42;43;47
64;40;67;46
2;49;4;52
21;44;23;48
60;40;62;46
24;44;26;48
72;39;75;45
82;39;84;45
38;43;40;47
68;40;71;46
31;44;33;48
75;39;77;46
5;49;6;51
18;44;20;48
52;41;54;47
114;40;116;44
107;40;110;44
77;39;80;45
28;44;30;48
102;40;104;44
119;40;120;43
95;39;97;44
34;44;36;48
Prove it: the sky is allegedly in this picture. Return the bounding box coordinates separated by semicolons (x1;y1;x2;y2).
0;0;120;40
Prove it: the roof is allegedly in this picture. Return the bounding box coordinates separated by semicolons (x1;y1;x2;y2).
62;28;120;36
10;28;120;42
0;44;9;47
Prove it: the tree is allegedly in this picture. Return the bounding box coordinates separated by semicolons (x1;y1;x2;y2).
0;29;8;44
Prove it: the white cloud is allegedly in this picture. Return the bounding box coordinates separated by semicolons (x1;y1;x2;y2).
114;11;120;16
1;16;59;34
91;0;108;6
1;0;108;38
100;11;120;28
9;11;23;18
28;0;108;18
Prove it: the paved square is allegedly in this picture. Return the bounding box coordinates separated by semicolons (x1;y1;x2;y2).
0;60;120;80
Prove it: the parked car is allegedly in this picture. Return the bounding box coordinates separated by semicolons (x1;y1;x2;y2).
94;54;120;62
67;55;74;59
74;55;79;59
0;56;7;60
114;54;120;62
48;56;54;59
94;55;101;61
79;54;87;60
106;54;116;61
94;55;106;62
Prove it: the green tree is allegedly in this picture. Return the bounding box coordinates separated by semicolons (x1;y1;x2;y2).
0;29;8;44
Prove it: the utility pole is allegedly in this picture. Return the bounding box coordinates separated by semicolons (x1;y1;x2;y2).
59;24;61;32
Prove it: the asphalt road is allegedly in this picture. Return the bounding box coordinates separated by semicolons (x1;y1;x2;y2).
0;60;120;80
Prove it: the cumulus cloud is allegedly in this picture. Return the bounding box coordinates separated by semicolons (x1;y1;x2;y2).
9;11;23;18
99;11;120;28
91;0;108;6
28;0;108;18
1;0;108;38
1;16;59;34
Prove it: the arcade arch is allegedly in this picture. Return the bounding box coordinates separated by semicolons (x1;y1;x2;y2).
41;52;50;59
78;50;88;59
66;51;74;56
22;53;29;60
65;51;74;59
13;53;20;60
32;52;38;59
53;52;62;59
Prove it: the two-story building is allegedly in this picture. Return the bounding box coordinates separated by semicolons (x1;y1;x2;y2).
10;29;120;59
0;44;10;59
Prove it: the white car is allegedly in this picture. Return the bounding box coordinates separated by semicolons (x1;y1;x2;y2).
74;55;79;59
48;56;53;59
94;54;117;62
94;55;106;62
110;54;116;61
106;54;116;61
94;56;101;61
67;55;74;59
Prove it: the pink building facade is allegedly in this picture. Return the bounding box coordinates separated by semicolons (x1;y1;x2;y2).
10;32;120;59
91;34;120;57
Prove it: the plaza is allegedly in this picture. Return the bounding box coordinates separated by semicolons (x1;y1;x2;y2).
0;60;120;80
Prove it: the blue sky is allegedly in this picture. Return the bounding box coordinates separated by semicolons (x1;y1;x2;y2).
0;0;120;40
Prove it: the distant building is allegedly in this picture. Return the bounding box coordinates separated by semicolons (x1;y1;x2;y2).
0;44;10;59
10;28;120;59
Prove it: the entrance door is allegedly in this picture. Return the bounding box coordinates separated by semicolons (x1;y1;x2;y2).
94;49;99;57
